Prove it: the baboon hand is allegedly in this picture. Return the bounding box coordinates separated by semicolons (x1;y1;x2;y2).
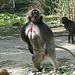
45;48;48;55
44;43;48;55
28;47;34;54
27;38;34;54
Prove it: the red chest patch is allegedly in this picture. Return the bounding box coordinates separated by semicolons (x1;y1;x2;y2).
28;22;36;33
28;27;36;33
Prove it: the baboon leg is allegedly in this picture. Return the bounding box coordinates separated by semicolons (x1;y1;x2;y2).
71;34;74;44
47;45;58;72
68;33;70;43
48;56;58;72
32;52;43;71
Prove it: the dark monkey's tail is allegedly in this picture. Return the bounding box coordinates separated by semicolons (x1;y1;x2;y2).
56;45;75;58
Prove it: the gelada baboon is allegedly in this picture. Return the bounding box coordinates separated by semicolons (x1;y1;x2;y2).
0;69;9;75
20;9;75;72
62;17;75;44
20;9;58;72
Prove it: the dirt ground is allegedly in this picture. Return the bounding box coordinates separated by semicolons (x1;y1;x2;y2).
0;27;75;75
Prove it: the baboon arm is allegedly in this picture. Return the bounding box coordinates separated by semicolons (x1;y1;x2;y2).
27;38;34;54
20;23;29;44
20;23;34;54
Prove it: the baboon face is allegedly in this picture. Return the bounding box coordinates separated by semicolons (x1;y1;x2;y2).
30;9;41;23
62;17;69;24
31;9;39;17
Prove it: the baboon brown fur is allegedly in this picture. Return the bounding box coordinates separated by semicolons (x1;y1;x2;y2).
20;9;58;72
0;69;9;75
20;9;75;72
62;17;75;44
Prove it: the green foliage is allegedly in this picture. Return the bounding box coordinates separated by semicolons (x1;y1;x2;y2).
45;16;59;24
45;17;59;22
15;0;57;15
42;0;57;15
0;13;25;27
44;7;50;15
61;0;68;17
15;0;34;4
0;0;58;15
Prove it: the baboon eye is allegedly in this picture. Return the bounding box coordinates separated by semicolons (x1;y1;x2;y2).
32;10;38;13
35;11;38;13
32;11;35;13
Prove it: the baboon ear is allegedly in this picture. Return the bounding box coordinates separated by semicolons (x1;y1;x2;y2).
27;16;31;22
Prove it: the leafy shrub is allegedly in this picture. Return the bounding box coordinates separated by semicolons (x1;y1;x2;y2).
0;13;25;27
45;16;59;25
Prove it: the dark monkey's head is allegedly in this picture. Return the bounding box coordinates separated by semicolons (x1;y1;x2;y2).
62;17;69;24
27;9;43;23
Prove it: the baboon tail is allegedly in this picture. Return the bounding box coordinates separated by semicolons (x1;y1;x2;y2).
56;45;75;58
